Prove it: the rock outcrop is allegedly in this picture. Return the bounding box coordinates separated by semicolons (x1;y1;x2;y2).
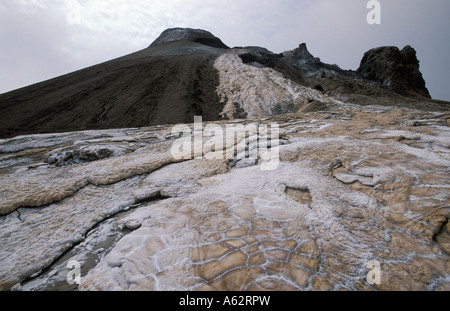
357;45;431;98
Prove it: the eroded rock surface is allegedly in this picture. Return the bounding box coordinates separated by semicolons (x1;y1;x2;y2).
1;106;448;291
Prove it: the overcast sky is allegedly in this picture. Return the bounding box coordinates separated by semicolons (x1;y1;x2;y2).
0;0;449;100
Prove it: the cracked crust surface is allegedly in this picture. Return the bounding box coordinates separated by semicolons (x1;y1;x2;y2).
1;107;448;291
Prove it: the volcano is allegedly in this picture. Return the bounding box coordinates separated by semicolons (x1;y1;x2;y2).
0;27;447;139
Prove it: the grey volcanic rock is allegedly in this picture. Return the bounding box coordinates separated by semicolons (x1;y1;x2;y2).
283;43;321;64
357;45;431;98
150;27;230;49
44;144;133;167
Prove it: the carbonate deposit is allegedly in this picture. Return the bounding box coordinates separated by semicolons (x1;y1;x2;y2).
0;28;448;291
213;53;339;119
0;105;448;291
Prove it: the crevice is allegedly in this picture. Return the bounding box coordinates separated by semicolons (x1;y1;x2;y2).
285;186;312;208
432;217;449;243
15;209;24;223
327;157;343;176
134;190;169;206
14;194;169;291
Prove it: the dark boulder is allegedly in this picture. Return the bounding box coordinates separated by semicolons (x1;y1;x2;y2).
357;45;431;98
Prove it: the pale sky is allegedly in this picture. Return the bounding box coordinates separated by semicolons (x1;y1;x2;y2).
0;0;449;100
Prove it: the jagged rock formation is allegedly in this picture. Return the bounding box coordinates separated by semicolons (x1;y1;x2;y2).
0;28;449;291
357;45;431;98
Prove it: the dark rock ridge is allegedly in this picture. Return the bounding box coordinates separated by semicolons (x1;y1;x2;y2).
238;43;435;106
284;43;321;64
0;27;446;139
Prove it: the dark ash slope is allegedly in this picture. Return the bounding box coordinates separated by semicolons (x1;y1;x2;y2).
0;31;228;139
